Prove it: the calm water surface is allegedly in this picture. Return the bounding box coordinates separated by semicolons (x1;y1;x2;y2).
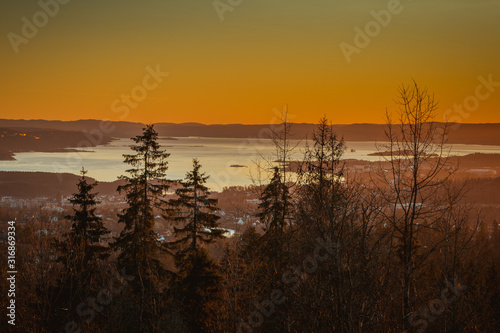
1;137;499;191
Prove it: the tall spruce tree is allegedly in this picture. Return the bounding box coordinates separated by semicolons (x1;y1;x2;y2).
255;168;293;331
111;124;171;331
298;116;346;235
52;168;109;330
62;167;109;268
257;167;291;274
169;158;223;255
256;166;292;274
168;159;223;333
257;167;291;235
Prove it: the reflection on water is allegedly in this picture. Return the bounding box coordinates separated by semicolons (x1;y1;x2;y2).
0;137;499;191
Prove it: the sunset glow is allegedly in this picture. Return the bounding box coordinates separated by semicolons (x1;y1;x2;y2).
1;0;499;124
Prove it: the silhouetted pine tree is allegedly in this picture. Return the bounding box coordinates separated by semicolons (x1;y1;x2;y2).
111;124;171;331
168;159;223;332
257;167;291;236
257;167;292;279
295;116;346;259
62;168;109;266
254;167;293;331
299;116;345;228
169;158;223;254
52;168;109;330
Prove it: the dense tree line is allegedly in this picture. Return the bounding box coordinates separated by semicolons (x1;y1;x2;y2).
1;83;500;332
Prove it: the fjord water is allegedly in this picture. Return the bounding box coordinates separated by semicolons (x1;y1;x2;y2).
1;137;499;191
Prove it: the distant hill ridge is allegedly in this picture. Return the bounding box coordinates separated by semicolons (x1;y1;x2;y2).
0;171;123;198
0;126;114;160
0;119;500;145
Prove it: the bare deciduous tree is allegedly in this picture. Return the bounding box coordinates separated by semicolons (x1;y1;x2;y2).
374;81;477;331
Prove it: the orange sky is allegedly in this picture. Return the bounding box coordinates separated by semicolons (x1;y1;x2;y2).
1;0;499;124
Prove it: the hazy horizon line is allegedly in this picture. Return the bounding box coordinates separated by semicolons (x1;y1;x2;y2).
2;118;500;127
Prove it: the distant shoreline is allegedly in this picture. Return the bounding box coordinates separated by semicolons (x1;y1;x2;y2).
1;152;499;197
1;120;500;159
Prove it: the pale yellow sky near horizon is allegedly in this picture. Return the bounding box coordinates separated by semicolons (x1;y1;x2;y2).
1;0;499;125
